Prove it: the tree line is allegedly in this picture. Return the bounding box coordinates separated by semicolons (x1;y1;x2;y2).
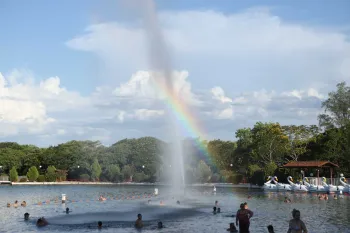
0;82;349;184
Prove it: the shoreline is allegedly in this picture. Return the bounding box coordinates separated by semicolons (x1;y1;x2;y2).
8;181;262;189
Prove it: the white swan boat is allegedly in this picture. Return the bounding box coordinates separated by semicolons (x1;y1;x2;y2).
288;177;308;192
263;176;278;191
307;177;327;193
340;176;350;193
275;176;293;191
321;177;344;193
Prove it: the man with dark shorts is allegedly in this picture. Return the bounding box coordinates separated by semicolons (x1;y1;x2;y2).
236;202;253;233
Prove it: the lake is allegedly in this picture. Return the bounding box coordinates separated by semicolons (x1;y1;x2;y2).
0;185;349;232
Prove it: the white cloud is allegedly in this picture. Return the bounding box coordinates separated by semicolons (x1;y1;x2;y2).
3;7;350;145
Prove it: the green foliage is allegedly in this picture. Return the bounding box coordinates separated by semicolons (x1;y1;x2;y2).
80;174;90;181
104;164;121;182
26;166;39;182
45;166;57;182
248;164;261;177
9;167;18;182
133;172;149;182
264;162;278;176
19;177;28;182
37;175;46;182
195;160;212;182
91;159;102;181
122;165;134;181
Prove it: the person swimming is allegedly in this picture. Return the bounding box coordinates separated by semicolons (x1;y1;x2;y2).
13;200;19;208
21;201;27;207
6;203;10;208
284;196;291;203
99;195;106;201
213;206;217;214
98;221;102;229
176;200;180;205
333;194;338;200
215;200;219;206
287;209;308;233
24;213;30;220
267;225;275;233
236;202;253;233
135;214;143;229
227;223;238;232
66;207;70;214
217;207;221;213
36;217;48;227
157;221;163;229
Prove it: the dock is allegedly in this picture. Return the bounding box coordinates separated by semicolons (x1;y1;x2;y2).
0;181;12;185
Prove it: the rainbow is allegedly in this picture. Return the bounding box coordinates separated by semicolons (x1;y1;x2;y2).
150;72;215;167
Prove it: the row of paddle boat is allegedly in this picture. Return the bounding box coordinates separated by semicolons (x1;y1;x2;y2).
263;176;350;193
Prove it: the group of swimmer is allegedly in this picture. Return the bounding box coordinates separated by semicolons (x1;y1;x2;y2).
7;200;26;208
212;198;308;233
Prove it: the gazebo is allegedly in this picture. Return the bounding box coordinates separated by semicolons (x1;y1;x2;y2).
282;161;339;185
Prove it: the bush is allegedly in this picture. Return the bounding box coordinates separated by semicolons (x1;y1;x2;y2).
210;173;221;183
37;175;46;182
80;174;90;182
45;166;57;182
228;174;244;184
9;167;18;182
19;177;28;182
27;166;39;182
133;172;149;182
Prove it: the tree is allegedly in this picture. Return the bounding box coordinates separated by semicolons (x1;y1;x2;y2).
282;125;318;161
318;82;350;129
121;165;133;181
26;166;39;182
104;164;121;182
194;160;212;182
251;122;289;166
91;159;102;181
9;167;18;182
45;166;57;182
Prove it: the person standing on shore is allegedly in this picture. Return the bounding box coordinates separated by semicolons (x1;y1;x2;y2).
236;202;253;233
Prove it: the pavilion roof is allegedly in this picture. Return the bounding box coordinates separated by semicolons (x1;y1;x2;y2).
282;161;339;168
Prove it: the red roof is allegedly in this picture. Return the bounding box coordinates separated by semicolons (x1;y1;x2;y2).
282;161;339;168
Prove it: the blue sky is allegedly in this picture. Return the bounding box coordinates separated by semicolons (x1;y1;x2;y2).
1;0;349;94
0;0;350;145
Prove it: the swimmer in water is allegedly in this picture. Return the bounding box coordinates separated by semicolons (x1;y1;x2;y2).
236;202;253;233
215;200;218;206
36;217;48;227
287;209;307;233
217;207;221;213
284;196;291;203
135;214;143;229
227;223;238;232
66;207;70;214
13;200;19;208
21;201;27;207
158;221;163;229
213;206;217;214
99;195;106;201
333;194;337;200
24;213;30;220
267;225;275;233
98;221;102;229
6;203;10;208
176;200;180;205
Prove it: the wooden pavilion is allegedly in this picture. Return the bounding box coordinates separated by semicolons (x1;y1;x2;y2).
282;161;339;185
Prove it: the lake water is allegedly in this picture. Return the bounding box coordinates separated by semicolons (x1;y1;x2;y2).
0;185;349;233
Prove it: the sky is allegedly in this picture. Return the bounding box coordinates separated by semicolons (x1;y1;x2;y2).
0;0;350;146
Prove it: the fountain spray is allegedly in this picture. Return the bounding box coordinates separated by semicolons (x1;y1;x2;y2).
140;0;186;195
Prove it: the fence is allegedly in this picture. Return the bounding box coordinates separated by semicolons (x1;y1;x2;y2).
305;177;347;186
0;175;9;181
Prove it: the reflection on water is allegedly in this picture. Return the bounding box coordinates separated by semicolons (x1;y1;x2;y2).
0;185;349;232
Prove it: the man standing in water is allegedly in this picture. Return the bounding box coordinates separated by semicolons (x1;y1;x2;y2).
287;209;308;233
236;202;253;233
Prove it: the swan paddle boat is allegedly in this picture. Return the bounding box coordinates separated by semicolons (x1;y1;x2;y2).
340;176;350;193
307;177;327;193
274;176;293;191
289;177;309;192
263;176;278;191
321;177;344;193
